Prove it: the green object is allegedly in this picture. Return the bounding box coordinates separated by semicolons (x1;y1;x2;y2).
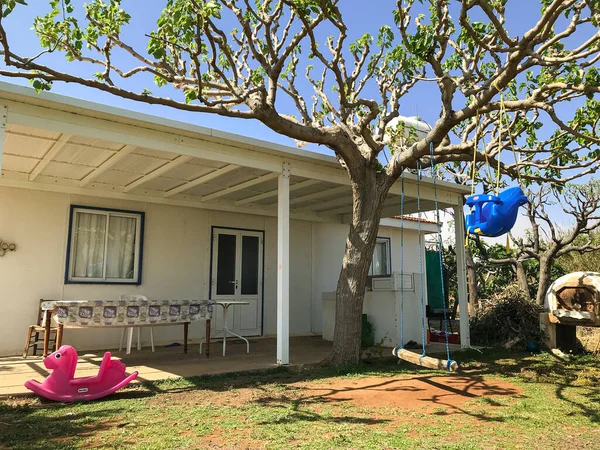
527;340;540;353
426;250;446;309
361;314;375;348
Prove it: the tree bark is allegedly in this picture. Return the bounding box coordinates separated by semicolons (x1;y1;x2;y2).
515;260;531;301
324;168;390;366
464;244;478;314
536;256;552;306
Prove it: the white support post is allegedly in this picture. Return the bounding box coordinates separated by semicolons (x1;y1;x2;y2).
277;162;291;365
454;199;471;349
0;105;7;175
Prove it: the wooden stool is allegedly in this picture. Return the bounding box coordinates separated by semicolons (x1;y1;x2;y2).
23;299;58;358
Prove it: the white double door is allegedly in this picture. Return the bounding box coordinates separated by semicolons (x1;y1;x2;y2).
211;228;263;336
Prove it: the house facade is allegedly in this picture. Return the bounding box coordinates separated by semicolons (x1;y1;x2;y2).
0;82;471;360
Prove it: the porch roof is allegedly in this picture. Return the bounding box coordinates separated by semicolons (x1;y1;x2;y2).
0;82;469;223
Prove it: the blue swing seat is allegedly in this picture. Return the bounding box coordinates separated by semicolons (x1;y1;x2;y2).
465;187;528;237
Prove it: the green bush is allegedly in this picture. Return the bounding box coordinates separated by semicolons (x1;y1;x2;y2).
361;313;375;348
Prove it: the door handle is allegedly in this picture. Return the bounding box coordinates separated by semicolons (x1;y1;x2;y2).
229;280;239;289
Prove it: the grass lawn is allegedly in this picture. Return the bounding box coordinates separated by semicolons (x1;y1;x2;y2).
1;349;599;450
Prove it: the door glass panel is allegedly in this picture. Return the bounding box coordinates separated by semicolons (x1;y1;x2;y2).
216;233;237;295
241;235;260;295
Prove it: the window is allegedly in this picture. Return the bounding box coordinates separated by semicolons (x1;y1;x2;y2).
66;206;144;284
369;237;391;276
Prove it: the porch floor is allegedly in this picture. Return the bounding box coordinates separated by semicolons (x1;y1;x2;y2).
0;337;462;397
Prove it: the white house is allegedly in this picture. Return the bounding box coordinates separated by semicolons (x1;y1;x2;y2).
0;82;471;361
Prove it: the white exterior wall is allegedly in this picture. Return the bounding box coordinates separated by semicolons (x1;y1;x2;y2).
317;222;431;346
0;186;313;356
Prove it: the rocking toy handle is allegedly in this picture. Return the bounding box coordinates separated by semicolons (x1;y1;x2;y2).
466;194;502;224
465;194;502;206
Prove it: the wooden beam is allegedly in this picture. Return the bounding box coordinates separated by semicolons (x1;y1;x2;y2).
124;154;193;192
79;144;137;187
393;348;459;372
268;185;349;209
0;171;338;223
201;172;278;202
293;195;353;213
290;185;349;206
0;105;6;175
235;179;320;206
165;164;238;198
330;198;412;218
29;133;72;181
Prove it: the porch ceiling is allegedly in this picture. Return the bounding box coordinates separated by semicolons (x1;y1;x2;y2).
0;83;469;223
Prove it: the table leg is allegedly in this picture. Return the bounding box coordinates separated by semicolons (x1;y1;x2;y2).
126;327;134;355
221;304;250;355
184;322;189;354
222;305;229;357
43;310;52;357
205;319;211;358
56;324;64;350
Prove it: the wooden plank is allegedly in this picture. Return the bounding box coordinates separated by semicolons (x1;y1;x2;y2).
0;173;337;223
201;172;278;202
29;133;72;181
392;348;459;372
165;164;238;198
293;195;353;213
235;179;320;206
124;154;193;192
0;105;6;175
79;144;137;187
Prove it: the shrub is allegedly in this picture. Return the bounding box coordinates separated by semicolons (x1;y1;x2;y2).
470;284;544;348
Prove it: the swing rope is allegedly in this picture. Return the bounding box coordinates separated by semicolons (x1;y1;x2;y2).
393;146;457;372
492;81;524;190
416;162;427;359
428;138;454;367
399;171;406;349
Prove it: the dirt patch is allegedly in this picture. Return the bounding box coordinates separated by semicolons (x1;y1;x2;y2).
147;386;257;408
292;375;522;411
198;424;265;450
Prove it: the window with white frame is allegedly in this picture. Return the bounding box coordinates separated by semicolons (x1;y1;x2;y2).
66;206;144;284
369;238;391;276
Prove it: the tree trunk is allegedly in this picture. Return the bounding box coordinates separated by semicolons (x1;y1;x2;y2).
464;244;478;314
324;171;389;366
535;256;552;306
515;260;531;301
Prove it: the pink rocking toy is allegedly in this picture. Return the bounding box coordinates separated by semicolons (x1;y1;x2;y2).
25;345;138;402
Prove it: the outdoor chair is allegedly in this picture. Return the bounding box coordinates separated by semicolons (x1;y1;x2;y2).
118;295;154;354
23;299;58;358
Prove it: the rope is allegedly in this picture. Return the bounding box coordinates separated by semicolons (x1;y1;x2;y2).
428;139;452;363
493;81;523;191
416;161;427;358
400;171;405;348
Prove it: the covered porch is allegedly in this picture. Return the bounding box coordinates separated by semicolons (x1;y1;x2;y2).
0;82;471;364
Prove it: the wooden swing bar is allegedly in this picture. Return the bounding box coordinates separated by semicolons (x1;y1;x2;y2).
392;348;459;372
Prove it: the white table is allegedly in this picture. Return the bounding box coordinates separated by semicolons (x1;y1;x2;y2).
200;301;250;356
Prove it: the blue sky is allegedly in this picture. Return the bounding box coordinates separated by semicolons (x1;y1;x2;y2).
1;1;592;240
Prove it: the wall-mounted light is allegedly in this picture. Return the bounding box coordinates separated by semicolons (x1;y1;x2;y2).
0;239;16;257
